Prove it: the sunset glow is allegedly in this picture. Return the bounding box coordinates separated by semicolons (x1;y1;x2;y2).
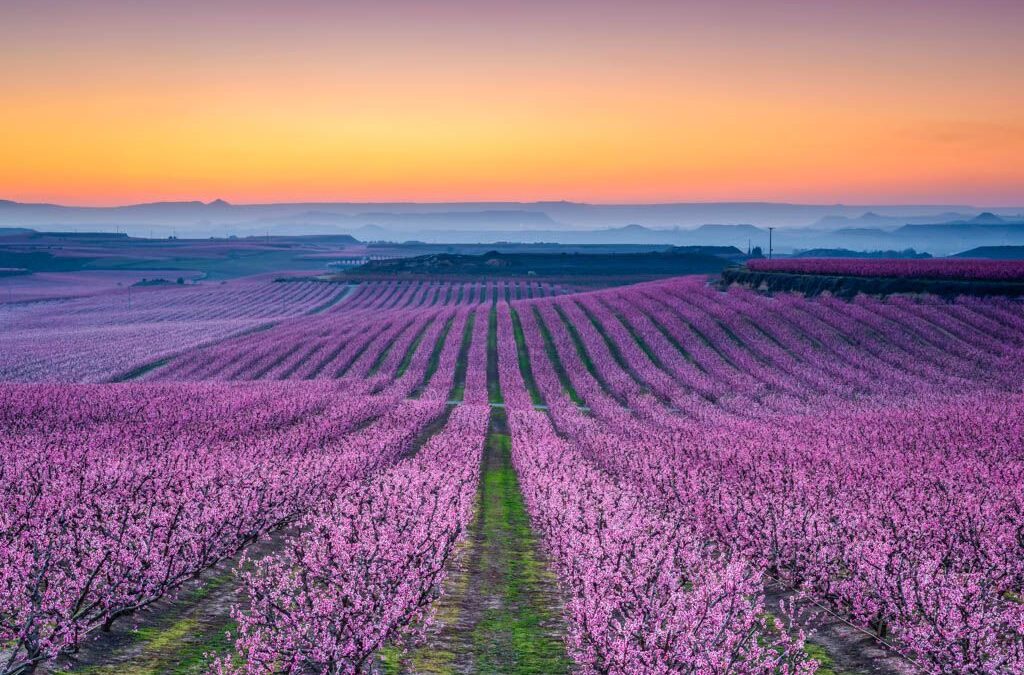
2;0;1022;205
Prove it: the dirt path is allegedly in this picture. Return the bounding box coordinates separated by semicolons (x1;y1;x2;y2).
393;413;570;674
45;534;285;675
395;304;570;672
764;582;921;675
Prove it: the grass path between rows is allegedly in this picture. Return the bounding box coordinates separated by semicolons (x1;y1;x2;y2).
391;303;570;674
390;412;570;675
529;307;584;407
509;308;544;407
447;311;476;402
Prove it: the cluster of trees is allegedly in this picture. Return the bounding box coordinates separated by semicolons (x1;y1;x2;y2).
215;405;489;673
496;278;1024;672
0;383;448;673
748;257;1024;280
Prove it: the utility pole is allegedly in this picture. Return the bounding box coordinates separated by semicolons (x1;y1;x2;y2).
767;227;775;260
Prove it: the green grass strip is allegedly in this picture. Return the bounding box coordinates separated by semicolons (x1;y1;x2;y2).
639;308;705;372
530;307;584;406
606;304;668;372
448;311;476;402
109;356;174;383
411;315;455;398
487;307;504;404
804;642;839;675
509;309;544;407
335;325;389;378
395;317;435;379
469;431;572;674
108;322;278;382
573;301;647;389
251;343;304;380
646;295;740;371
366;321;413;377
59;572;237;675
552;305;600;381
306;283;354;314
278;343;323;380
551;304;625;406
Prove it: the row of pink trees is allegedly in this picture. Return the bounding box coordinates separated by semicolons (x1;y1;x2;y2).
0;382;447;674
494;301;816;672
504;277;1024;672
324;280;563;312
0;280;341;382
508;408;817;673
0;278;571;384
747;257;1024;280
215;404;489;674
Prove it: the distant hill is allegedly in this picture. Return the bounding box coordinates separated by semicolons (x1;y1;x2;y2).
0;250;94;272
271;209;558;227
953;246;1024;259
894;216;1024;235
695;223;764;235
0;231;363;280
338;224;766;247
25;231;130;240
668;245;745;257
342;249;731;281
0;227;34;237
4;198;1024;254
793;248;930;259
811;211;970;230
4;198;1021;234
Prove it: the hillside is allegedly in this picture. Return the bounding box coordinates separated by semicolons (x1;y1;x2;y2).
953;245;1024;259
339;249;732;282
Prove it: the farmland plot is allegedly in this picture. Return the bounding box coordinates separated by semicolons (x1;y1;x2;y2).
3;275;1024;673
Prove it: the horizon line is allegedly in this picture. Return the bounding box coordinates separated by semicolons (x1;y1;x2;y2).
4;197;1024;211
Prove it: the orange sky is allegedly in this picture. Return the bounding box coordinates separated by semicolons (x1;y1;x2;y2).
2;1;1023;206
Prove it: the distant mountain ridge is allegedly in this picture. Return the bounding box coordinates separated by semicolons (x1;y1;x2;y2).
2;198;1019;228
810;211;975;230
2;199;1023;254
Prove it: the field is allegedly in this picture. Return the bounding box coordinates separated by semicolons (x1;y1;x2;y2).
2;273;1024;674
0;232;363;282
341;249;733;284
727;259;1024;299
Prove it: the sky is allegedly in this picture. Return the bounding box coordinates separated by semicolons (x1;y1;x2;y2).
2;0;1023;207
